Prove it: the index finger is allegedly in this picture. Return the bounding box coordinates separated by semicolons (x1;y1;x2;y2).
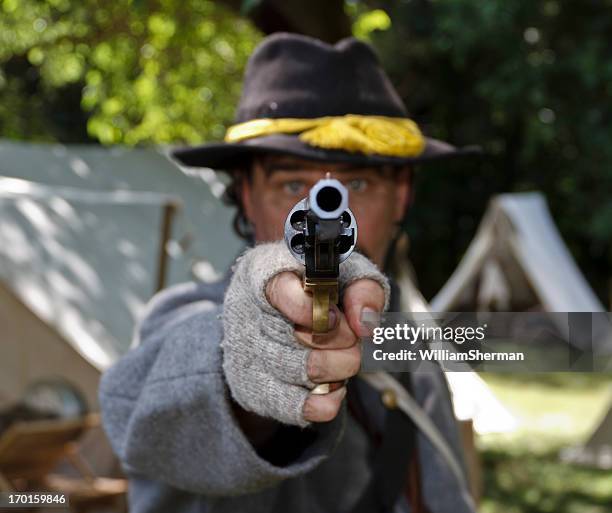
342;279;386;338
265;271;313;327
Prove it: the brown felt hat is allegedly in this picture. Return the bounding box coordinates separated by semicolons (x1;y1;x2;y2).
171;33;479;169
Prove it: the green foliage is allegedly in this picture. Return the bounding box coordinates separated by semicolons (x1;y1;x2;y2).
0;0;261;144
364;0;612;302
351;8;391;40
0;0;609;302
482;448;612;513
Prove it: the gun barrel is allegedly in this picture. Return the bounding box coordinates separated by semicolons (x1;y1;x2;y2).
308;178;348;220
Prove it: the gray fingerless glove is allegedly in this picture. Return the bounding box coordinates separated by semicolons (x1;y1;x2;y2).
221;241;390;427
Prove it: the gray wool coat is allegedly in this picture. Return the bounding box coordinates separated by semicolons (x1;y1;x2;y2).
99;275;476;513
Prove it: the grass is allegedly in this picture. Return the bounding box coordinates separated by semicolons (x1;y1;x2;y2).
476;373;612;513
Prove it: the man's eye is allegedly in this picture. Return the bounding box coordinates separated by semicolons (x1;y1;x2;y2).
347;179;368;192
283;181;306;195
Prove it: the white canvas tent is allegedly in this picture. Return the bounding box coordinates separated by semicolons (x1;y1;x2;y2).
393;259;518;435
0;139;241;408
428;192;612;460
431;192;604;313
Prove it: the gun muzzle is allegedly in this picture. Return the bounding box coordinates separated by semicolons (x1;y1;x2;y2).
308;179;349;221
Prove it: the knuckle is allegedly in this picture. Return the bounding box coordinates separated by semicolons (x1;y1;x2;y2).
294;328;312;346
345;325;359;346
347;348;361;376
265;274;281;306
360;280;385;304
336;325;358;349
302;396;315;420
307;350;325;381
303;396;336;422
304;389;346;423
374;290;386;308
319;398;340;422
310;397;340;422
372;283;385;300
349;278;384;296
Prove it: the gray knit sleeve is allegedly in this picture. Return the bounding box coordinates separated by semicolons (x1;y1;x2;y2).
98;281;344;496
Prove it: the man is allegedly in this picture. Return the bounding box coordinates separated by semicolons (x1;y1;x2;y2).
100;33;477;513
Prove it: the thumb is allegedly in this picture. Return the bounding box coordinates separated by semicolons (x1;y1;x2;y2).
342;279;386;338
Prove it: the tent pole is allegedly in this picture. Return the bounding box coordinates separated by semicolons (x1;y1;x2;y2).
155;202;178;292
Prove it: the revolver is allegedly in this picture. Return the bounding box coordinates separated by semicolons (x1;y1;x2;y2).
284;176;358;392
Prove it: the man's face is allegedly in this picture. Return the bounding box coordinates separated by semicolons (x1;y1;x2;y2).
240;155;412;267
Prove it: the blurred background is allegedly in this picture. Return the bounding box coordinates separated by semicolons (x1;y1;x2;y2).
0;1;611;512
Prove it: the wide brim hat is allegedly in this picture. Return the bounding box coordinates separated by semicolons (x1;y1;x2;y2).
172;33;480;169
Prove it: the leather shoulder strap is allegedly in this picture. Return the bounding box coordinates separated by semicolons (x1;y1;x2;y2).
347;376;421;513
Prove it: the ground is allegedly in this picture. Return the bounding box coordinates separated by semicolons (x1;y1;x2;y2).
478;373;612;513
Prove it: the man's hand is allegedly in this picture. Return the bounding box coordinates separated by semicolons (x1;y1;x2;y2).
221;242;389;427
266;272;385;422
